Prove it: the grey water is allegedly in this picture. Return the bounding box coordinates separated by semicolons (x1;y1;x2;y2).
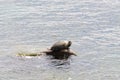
0;0;120;80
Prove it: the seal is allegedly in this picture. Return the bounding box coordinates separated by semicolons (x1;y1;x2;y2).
50;41;72;52
42;41;76;59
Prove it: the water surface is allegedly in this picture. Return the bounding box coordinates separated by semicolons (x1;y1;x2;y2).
0;0;120;80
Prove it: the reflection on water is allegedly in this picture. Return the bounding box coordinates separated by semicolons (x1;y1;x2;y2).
0;0;120;80
50;59;71;68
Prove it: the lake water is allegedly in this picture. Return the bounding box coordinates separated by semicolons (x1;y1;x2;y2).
0;0;120;80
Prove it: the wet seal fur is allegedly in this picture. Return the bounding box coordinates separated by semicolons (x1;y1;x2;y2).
43;41;76;59
50;41;72;52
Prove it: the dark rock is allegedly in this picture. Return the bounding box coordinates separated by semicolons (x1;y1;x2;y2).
43;49;76;59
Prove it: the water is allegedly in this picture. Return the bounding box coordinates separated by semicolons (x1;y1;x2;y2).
0;0;120;80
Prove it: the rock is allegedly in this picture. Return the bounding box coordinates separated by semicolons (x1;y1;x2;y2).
43;49;76;59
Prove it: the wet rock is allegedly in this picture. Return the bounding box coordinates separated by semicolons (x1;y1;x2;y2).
43;49;76;59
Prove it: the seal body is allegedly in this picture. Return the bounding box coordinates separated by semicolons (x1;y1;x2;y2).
42;41;76;59
50;41;72;52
